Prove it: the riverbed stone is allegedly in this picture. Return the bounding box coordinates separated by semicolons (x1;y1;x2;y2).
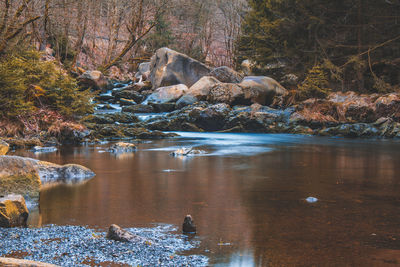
0;194;29;228
185;76;220;101
0;140;9;155
107;224;143;242
0;258;58;267
122;104;154;114
182;215;197;234
108;142;137;153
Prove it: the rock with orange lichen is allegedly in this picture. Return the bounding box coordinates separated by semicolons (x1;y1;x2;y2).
0;194;29;228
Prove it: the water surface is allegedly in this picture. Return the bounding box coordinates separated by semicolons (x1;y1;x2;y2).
17;133;400;266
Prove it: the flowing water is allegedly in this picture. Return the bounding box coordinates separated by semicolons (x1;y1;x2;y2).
15;133;400;266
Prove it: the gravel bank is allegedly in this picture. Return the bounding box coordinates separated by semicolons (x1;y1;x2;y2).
0;224;208;266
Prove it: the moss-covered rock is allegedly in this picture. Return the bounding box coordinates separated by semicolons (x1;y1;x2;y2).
0;194;29;228
0;157;42;199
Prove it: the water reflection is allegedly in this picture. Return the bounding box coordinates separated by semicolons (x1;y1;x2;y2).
16;133;400;266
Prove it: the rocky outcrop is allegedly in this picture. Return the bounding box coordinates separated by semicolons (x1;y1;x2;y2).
0;194;29;228
210;66;243;83
207;83;245;105
0;257;58;267
0;140;9;155
143;84;188;104
78;70;110;91
149;48;211;89
107;224;143;242
0;156;95;199
239;76;288;106
184;76;220;101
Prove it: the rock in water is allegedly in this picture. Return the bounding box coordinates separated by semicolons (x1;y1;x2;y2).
149;47;211;89
0;194;29;228
170;147;205;157
108;142;137;153
0;156;95;199
106;224;143;242
183;215;197;234
0;141;9;155
32;146;57;153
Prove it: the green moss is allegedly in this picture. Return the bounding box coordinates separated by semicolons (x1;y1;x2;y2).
0;173;41;199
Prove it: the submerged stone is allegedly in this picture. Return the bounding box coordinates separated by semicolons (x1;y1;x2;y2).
183;215;197;234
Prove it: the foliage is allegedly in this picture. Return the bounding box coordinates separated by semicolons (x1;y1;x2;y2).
237;0;400;93
0;50;94;119
298;65;331;100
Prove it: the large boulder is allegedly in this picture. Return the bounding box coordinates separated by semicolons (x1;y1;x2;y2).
143;84;188;104
149;47;211;89
0;140;9;155
239;76;288;106
78;70;110;92
0;194;29;228
207;83;245;105
0;156;95;199
210;66;243;83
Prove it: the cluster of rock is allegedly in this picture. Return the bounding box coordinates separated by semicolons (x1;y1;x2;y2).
83;47;399;139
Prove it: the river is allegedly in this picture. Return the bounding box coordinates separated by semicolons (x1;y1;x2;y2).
15;133;400;266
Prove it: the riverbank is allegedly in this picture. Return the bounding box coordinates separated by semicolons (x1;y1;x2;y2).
0;224;208;266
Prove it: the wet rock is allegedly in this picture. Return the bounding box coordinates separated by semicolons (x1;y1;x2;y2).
143;84;188;104
83;113;139;125
107;224;143;242
149;47;211;89
0;258;58;267
170;147;205;157
0;194;29;228
176;94;198;109
78;70;110;92
32;146;57;153
4;138;42;149
182;215;197;234
122;104;154;114
0;156;95;197
119;98;137;106
113;90;145;103
191;103;231;131
239;76;288;106
108;142;137;153
152;102;176;112
0;140;9;155
319;123;379;138
96;94;114;102
210;66;243;83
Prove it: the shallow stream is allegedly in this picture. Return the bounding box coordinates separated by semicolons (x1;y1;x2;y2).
14;133;400;266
